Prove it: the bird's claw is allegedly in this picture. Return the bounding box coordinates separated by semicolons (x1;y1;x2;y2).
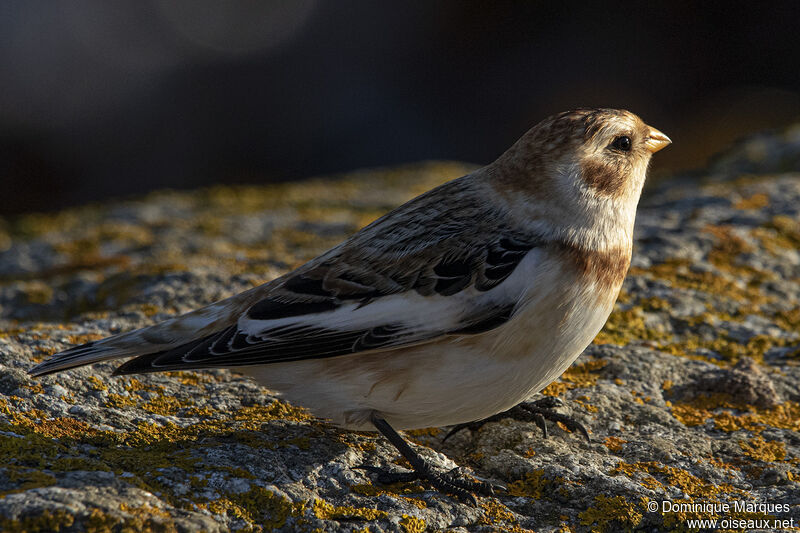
354;463;495;504
442;398;591;443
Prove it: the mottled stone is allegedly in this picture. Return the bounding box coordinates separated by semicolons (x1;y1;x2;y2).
1;140;800;532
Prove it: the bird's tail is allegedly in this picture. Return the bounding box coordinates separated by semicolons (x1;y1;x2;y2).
28;328;155;377
28;285;265;378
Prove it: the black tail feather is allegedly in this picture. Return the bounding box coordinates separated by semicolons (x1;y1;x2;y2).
112;334;217;375
29;340;109;377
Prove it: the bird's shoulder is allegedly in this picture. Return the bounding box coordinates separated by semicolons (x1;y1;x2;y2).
259;174;543;311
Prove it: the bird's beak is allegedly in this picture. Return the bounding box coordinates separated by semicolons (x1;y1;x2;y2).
645;128;672;153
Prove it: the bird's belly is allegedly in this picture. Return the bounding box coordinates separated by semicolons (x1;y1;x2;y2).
243;280;616;431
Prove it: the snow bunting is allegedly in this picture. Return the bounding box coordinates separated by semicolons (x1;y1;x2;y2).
30;108;670;501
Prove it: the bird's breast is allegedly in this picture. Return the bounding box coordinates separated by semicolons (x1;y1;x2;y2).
484;241;629;392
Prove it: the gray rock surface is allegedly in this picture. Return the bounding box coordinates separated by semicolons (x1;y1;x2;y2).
1;138;799;531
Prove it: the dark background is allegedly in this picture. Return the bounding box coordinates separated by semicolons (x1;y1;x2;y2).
2;1;799;216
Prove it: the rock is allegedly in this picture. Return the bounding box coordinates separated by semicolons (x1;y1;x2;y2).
690;357;781;409
1;139;799;532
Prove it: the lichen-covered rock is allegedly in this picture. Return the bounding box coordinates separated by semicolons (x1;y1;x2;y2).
0;140;798;532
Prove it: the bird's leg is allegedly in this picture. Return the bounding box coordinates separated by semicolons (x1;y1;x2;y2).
357;414;495;504
442;396;590;443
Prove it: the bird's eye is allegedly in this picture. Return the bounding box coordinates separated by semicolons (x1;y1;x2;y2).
611;136;632;152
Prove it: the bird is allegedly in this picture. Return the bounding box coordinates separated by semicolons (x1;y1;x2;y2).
29;108;670;502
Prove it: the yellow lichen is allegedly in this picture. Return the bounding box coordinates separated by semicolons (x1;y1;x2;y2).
578;495;642;532
0;509;75;533
6;415;106;441
611;461;743;500
398;514;426;533
629;258;770;309
86;376;107;391
82;508;123;532
734;193;769;210
66;333;106;346
739;437;786;462
772;308;800;333
765;214;800;248
603;437;626;452
2;468;57;496
20;383;46;395
350;483;427;509
638;296;672;311
112;503;178;532
541;381;571;397
573;397;599;413
104;393;137;409
659;331;790;365
559;359;608;389
163;372;214;388
593;306;672;346
670;403;711;427
507;470;548;499
0;390;327;521
182;406;215;418
312;499;387;521
670;394;800;434
141;396;185;416
123;378;160;393
477;500;534;532
202;486;305;530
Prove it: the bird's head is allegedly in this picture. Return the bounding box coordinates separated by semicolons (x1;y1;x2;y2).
567;108;670;199
489;108;670;245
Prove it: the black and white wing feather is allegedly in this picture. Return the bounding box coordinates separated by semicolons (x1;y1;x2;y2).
30;176;544;377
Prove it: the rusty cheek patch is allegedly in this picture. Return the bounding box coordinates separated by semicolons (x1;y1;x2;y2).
580;158;627;197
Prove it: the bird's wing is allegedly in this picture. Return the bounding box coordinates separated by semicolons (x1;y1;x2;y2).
30;176;546;376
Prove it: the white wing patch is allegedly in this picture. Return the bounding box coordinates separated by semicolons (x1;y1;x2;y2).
108;248;545;374
243;247;542;339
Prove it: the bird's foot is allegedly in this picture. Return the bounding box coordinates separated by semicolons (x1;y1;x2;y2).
443;396;590;443
356;464;495;505
365;414;498;504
